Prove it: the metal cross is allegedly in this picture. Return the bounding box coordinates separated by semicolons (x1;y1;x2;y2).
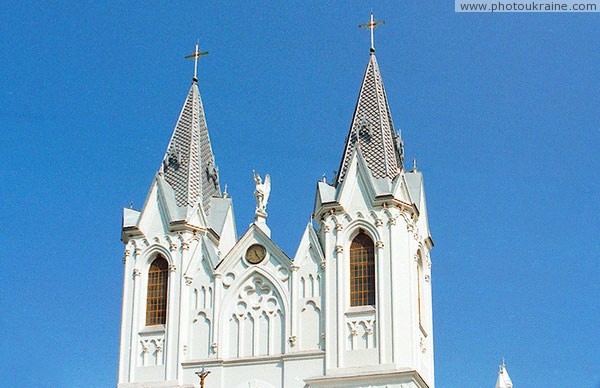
359;12;385;51
195;368;211;388
185;40;209;80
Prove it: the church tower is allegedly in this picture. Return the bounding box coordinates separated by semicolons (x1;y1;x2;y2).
117;18;435;387
306;14;435;388
118;43;237;385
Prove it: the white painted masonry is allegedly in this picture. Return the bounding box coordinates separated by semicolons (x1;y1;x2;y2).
118;47;436;388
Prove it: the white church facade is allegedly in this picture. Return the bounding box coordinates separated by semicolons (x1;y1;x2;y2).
117;21;437;388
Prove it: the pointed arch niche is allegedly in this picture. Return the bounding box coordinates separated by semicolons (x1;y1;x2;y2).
223;272;286;359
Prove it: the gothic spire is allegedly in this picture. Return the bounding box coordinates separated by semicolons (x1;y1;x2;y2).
160;49;220;214
495;361;513;388
336;51;404;185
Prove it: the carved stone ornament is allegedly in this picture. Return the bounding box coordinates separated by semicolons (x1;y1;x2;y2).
288;336;297;346
320;262;326;270
335;223;343;231
184;276;193;286
375;240;384;249
169;243;178;252
323;224;331;233
291;265;300;272
211;342;218;353
168;264;177;272
407;223;415;232
124;248;132;257
181;242;190;251
335;245;344;253
388;217;397;226
135;247;142;256
122;256;127;265
133;268;141;277
425;274;430;283
375;218;383;227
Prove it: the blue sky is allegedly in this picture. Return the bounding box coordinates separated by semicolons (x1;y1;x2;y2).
1;2;598;387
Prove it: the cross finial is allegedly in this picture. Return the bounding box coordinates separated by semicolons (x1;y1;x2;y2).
359;12;385;52
195;368;211;388
185;40;209;82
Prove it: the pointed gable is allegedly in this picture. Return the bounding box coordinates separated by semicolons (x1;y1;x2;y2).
161;81;221;213
337;52;403;184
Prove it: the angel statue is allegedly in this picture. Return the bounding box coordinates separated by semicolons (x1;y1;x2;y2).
253;171;271;216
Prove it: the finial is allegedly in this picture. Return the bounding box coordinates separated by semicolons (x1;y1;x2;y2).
195;368;211;388
412;157;418;172
185;39;209;82
359;12;385;52
129;201;134;209
223;184;229;198
322;173;327;182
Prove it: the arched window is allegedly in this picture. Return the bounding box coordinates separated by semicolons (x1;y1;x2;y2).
146;256;169;326
417;252;423;325
350;232;375;306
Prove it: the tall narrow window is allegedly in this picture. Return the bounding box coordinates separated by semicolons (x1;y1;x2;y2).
350;232;375;306
417;256;423;325
146;256;169;326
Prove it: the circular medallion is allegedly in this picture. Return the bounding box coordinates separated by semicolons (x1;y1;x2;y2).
246;243;267;264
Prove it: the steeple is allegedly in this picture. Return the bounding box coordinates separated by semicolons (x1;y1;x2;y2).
495;361;513;388
336;51;404;184
160;47;220;214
